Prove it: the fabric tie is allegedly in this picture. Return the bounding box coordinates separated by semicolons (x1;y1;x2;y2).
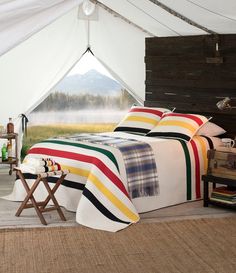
20;114;29;136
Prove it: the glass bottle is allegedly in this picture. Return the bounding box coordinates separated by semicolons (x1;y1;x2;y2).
1;143;8;161
7;118;14;134
7;140;13;160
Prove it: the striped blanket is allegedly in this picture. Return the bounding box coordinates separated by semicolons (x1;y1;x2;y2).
68;134;159;198
18;134;158;232
6;132;219;232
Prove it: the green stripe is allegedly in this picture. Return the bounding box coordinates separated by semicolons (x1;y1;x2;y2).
40;139;120;172
179;140;192;200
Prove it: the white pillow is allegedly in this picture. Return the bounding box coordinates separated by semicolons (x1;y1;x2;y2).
196;122;226;136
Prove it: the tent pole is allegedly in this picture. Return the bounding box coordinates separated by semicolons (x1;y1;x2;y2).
148;0;216;34
90;0;155;37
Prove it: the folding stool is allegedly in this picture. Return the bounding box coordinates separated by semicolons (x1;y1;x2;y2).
14;167;69;225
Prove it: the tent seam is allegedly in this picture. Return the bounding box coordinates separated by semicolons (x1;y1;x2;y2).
90;0;155;37
148;0;216;34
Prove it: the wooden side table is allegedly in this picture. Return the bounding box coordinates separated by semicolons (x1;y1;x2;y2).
202;174;236;209
203;148;236;209
15;168;69;225
0;133;18;175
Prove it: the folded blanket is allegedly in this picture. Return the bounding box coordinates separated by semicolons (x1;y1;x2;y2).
23;157;56;167
20;157;61;174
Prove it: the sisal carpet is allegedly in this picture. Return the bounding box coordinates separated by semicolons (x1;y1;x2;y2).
1;217;236;273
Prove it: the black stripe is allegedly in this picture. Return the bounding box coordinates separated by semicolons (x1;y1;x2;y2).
147;132;190;142
82;187;130;225
16;173;85;191
114;126;148;135
201;136;214;149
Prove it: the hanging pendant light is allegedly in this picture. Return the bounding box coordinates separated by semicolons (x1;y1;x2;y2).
82;0;96;16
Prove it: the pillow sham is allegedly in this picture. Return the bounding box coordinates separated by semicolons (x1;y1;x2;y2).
196;121;226;136
147;112;209;142
114;106;171;135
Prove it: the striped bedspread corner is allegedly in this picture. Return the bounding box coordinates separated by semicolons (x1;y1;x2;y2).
178;135;214;201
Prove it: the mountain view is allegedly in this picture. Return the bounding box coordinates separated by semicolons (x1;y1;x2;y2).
33;69;136;112
30;69;136;125
55;69;122;95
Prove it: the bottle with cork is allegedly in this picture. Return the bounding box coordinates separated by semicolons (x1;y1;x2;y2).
7;140;13;160
7;118;14;134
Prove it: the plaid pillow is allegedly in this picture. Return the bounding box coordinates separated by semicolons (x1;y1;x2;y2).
114;106;171;135
147;112;209;141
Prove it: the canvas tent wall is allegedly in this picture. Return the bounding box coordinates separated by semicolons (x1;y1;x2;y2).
0;0;236;143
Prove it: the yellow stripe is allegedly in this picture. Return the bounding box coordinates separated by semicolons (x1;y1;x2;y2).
126;115;158;126
61;165;139;222
88;173;139;222
158;120;196;133
194;136;208;173
61;164;89;177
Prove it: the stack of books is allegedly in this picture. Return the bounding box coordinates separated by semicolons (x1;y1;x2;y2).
210;186;236;205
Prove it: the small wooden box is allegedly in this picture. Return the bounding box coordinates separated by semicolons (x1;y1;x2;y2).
207;148;236;179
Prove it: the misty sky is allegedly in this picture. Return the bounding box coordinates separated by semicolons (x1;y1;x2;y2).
68;52;113;78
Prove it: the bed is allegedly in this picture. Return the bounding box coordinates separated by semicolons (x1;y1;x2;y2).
6;110;223;232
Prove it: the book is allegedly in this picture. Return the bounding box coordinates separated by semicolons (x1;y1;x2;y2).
210;186;236;205
210;197;236;205
211;194;236;202
212;186;236;196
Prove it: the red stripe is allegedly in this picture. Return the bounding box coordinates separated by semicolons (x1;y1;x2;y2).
28;147;130;199
130;107;163;117
164;113;205;126
190;140;201;199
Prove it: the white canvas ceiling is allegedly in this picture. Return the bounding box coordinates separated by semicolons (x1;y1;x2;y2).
0;0;236;131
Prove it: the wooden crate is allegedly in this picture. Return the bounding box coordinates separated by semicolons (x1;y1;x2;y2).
207;148;236;179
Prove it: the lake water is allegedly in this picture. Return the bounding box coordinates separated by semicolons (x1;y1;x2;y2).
29;110;127;125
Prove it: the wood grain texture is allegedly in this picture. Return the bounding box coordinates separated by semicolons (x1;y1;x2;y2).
145;34;236;137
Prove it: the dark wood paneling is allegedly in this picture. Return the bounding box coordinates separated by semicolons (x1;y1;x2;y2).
145;34;236;136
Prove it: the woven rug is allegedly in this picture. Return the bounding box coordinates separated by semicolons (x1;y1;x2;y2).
1;217;236;273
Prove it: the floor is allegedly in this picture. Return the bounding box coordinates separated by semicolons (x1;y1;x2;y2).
0;167;234;229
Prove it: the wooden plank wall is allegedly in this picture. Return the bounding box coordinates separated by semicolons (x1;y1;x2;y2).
144;34;236;136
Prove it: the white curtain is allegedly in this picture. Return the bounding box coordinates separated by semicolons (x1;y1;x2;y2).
89;7;148;103
0;6;87;128
0;0;83;57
